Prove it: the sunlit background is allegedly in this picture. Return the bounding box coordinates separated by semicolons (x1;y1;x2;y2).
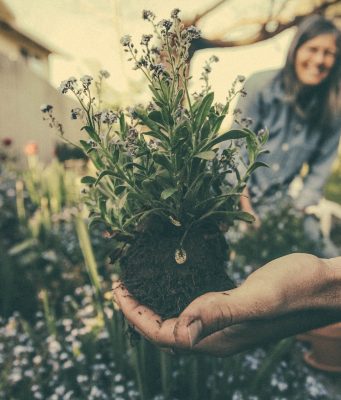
1;2;341;398
7;0;294;102
1;0;300;160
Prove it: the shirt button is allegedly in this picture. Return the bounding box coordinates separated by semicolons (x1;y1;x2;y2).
272;163;280;172
281;143;289;152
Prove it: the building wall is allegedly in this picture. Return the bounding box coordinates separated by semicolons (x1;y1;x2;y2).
0;53;82;164
0;32;17;59
0;25;50;79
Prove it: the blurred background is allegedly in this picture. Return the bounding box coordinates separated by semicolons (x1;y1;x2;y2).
1;1;341;399
0;0;325;160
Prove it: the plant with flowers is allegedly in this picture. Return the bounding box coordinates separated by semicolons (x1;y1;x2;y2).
43;9;268;318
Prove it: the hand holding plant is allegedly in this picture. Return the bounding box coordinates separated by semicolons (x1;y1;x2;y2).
43;9;268;318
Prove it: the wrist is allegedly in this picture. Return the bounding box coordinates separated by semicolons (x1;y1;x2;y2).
274;254;341;314
323;257;341;310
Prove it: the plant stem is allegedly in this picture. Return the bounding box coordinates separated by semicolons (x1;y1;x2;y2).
250;338;294;393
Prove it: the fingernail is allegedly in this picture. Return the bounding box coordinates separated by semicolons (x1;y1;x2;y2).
187;320;203;347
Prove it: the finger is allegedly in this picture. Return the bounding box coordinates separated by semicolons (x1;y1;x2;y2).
191;328;242;357
173;291;236;348
112;281;130;308
173;283;272;348
112;281;177;346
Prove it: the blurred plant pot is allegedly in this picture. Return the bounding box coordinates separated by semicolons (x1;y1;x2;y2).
298;323;341;373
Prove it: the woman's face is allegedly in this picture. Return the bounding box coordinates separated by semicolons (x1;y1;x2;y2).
295;33;337;86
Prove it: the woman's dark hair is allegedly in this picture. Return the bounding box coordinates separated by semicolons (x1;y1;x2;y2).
280;14;341;126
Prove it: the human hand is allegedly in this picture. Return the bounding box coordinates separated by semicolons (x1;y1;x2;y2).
113;254;341;356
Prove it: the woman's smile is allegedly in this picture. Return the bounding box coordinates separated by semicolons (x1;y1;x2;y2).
295;33;337;85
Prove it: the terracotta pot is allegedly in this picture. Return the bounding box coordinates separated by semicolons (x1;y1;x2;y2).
297;323;341;373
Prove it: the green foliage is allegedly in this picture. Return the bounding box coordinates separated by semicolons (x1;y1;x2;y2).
49;11;267;250
0;157;111;321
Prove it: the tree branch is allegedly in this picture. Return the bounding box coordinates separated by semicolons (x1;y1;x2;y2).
188;0;341;58
191;0;231;25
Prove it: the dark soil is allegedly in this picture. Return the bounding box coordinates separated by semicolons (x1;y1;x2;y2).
120;217;235;319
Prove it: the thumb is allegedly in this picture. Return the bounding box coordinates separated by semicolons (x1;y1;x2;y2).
173;314;204;349
173;292;236;348
174;316;204;348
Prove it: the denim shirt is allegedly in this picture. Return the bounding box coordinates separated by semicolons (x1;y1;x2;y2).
232;69;341;208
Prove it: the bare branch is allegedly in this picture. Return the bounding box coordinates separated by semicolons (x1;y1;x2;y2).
191;0;230;25
272;0;290;20
189;0;341;57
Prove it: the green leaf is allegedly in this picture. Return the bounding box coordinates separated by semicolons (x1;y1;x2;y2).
81;125;100;142
149;85;163;102
81;176;96;185
148;111;163;125
246;135;259;164
122;208;165;229
143;130;170;146
124;162;146;172
115;185;126;195
155;172;174;188
95;170;120;186
260;128;269;145
198;210;255;224
258;149;270;156
154;100;165;108
141;178;159;196
184;171;206;199
194;150;216;160
153;152;173;171
194;193;242;211
118;192;128;209
88;216;104;230
184;174;212;209
89;152;105;169
119;113;127;137
173;89;184;110
161;108;170;126
247;161;269;175
161;187;177;200
194;92;214;131
135;110;158;130
212;115;226;135
80;139;92;153
126;191;147;204
201;129;249;151
200;120;211;141
99;197;107;216
172;125;191;150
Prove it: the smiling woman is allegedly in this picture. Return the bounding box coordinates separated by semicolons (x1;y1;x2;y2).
295;33;337;86
233;15;341;257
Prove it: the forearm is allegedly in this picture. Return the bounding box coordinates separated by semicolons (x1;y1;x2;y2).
194;309;341;357
322;257;341;309
230;254;341;323
292;256;341;312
